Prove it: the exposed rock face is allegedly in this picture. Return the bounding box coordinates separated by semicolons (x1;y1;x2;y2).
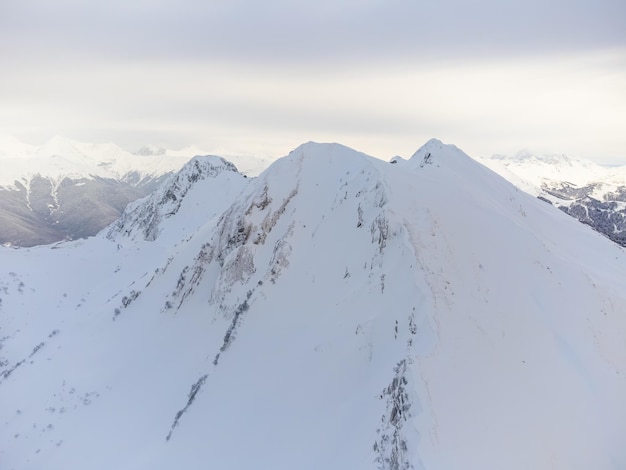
106;156;242;242
0;135;205;246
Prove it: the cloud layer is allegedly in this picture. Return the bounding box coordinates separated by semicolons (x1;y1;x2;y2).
4;0;625;61
1;0;625;162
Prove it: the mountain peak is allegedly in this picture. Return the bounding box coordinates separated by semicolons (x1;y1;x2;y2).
407;138;474;171
423;137;445;147
289;141;367;158
106;155;245;243
511;149;593;167
277;141;377;180
38;135;81;158
0;134;37;158
1;139;626;469
481;150;610;187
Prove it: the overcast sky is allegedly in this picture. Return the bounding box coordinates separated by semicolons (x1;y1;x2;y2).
1;0;625;163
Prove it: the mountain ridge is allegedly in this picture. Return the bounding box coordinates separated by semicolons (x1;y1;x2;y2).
0;135;270;246
0;140;625;469
0;135;199;188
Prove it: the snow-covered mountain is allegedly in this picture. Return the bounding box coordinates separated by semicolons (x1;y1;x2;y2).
1;140;625;469
0;135;269;247
480;151;626;246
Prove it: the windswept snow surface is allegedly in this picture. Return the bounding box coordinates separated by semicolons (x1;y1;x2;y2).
1;140;625;469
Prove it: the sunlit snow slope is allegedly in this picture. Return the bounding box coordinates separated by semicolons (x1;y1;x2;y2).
1;141;625;470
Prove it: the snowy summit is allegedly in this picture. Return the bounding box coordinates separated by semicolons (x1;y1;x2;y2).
0;140;625;469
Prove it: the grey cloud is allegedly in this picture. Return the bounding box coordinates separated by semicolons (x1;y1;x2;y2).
2;0;625;63
2;0;624;162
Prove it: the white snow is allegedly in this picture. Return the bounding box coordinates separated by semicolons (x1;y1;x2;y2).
0;133;37;158
0;139;625;469
479;149;626;197
0;135;191;188
0;135;271;189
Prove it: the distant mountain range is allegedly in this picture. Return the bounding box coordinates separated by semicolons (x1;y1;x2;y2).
479;151;626;246
0;135;270;246
1;140;624;469
2;134;626;251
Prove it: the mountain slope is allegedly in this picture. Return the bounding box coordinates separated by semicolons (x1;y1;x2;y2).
1;140;625;469
0;136;197;246
480;151;626;246
0;135;271;247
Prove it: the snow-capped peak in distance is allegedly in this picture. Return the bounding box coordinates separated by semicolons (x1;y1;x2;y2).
0;135;197;188
478;149;626;247
479;149;626;192
36;135;92;160
0;135;271;189
0;133;38;158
